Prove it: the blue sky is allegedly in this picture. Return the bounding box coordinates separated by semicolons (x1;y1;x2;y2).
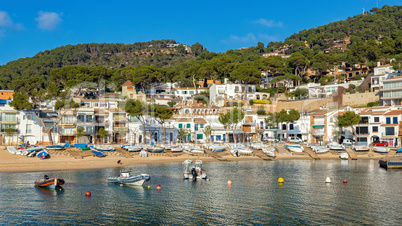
0;0;399;65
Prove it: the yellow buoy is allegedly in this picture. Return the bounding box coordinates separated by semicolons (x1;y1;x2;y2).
278;177;284;183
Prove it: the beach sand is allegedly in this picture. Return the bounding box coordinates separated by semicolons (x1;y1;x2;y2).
0;146;389;173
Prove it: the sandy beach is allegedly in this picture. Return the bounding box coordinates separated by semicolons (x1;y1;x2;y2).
0;145;391;173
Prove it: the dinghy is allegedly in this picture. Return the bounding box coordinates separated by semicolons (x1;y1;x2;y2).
107;170;150;186
37;150;49;159
93;145;115;151
35;175;65;188
353;145;369;152
373;146;389;153
183;160;207;180
311;146;329;154
263;147;276;158
46;145;64;150
339;152;349;160
92;150;105;157
327;143;344;151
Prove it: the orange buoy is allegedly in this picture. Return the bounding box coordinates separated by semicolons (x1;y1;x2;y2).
85;191;91;196
278;177;284;183
156;185;161;189
343;179;347;183
227;180;232;185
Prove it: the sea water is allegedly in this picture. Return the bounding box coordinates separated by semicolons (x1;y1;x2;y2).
0;160;400;225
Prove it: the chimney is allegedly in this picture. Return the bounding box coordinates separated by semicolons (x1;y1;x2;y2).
377;62;381;67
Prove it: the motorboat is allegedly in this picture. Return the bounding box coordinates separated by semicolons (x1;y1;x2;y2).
92;150;105;157
339;152;349;160
327;143;344;151
190;148;204;154
170;146;183;153
93;145;115;151
287;146;304;153
107;170;150;186
285;142;302;148
206;144;225;152
251;143;267;150
46;145;65;150
263;147;276;158
37;150;49;159
183;159;207;180
373;146;389;153
35;175;65;188
146;146;164;153
311;145;329;154
353;145;370;152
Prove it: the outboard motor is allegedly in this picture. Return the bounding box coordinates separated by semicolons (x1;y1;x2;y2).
191;168;197;181
44;175;49;180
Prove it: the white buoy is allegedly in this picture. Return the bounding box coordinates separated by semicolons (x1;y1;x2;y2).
325;177;331;183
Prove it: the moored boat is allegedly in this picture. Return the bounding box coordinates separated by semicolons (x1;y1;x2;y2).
35;175;65;188
340;152;349;160
379;157;402;169
373;146;389;153
183;159;207;180
94;145;115;151
107;170;150;186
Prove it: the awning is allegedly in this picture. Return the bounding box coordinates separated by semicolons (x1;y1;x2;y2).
312;125;324;128
312;135;323;137
381;136;396;139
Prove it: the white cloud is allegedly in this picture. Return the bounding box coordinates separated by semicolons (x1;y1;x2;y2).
221;33;256;44
252;19;283;28
0;11;13;27
258;34;279;42
36;11;62;31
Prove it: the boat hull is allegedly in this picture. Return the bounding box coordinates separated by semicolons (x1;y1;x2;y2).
35;178;65;187
107;174;150;186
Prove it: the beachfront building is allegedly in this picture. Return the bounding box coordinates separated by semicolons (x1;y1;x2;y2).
18;110;43;146
209;83;257;107
0;105;18;145
381;73;402;106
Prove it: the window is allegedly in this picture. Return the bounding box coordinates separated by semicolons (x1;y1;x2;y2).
195;124;198;131
289;124;294;130
385;127;394;136
282;124;286;131
26;124;32;133
61;127;74;135
85;127;94;133
178;124;182;128
182;91;187;94
393;117;398;124
1;124;16;132
260;121;264;129
200;124;204;128
216;135;222;141
1;113;16;122
62;115;74;124
356;127;368;134
386;117;391;124
374;117;379;123
197;134;203;139
357;137;367;142
189;91;194;95
372;126;378;132
186;123;191;129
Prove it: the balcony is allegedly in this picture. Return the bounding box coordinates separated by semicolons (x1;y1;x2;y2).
113;127;128;132
113;117;127;122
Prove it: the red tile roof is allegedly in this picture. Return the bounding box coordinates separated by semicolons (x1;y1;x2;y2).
384;110;402;115
122;81;134;86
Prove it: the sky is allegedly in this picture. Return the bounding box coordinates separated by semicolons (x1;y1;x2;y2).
0;0;400;65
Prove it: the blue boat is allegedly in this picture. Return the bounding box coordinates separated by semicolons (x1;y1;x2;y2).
74;144;88;148
27;147;43;152
396;148;402;153
92;150;105;157
107;171;150;186
37;151;49;159
46;145;64;150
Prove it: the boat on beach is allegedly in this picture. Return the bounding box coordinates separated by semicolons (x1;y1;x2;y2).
340;152;349;159
263;147;276;158
183;159;207;180
353;145;370;152
311;145;329;154
37;150;49;159
327;143;344;151
125;146;142;152
93;145;115;151
35;175;65;188
373;146;389;153
146;146;164;153
287;146;304;153
92;150;105;157
46;145;65;150
107;170;150;186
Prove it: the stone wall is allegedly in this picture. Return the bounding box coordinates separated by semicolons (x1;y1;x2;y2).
342;91;379;107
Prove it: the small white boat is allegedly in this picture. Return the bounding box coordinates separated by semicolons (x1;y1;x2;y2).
171;146;183;153
263;147;276;158
183;159;207;180
190;148;204;154
373;146;389;153
251;143;267;150
107;170;150;186
93;145;115;151
340;152;349;160
353;145;369;152
311;146;329;154
327;143;344;151
287;146;304;153
126;146;142;152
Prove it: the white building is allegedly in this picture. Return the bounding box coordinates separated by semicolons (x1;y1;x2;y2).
210;83;257;107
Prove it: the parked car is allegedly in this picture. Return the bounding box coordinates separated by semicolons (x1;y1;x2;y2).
373;141;388;146
287;137;302;143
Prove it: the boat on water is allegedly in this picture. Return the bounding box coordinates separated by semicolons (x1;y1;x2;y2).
327;143;344;151
34;175;65;188
37;150;49;159
353;145;370;152
340;152;349;160
93;145;115;151
373;146;389;153
183;159;207;180
107;170;150;186
92;150;105;157
46;145;65;150
311;145;329;154
262;147;276;158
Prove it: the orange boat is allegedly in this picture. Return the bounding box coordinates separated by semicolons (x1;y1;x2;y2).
34;175;65;187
